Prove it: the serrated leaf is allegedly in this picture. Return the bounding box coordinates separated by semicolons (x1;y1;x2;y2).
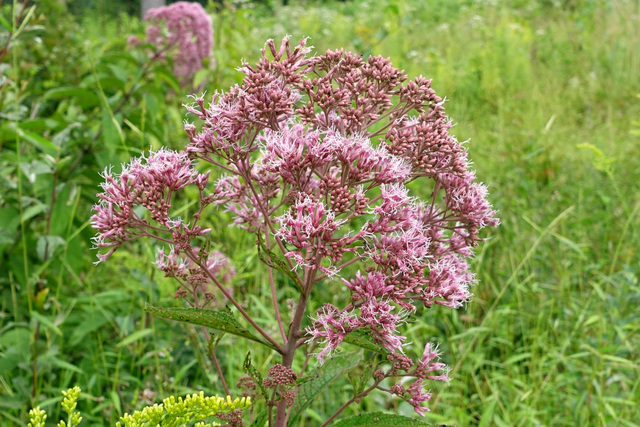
289;352;363;425
343;330;388;354
332;412;431;426
145;305;277;351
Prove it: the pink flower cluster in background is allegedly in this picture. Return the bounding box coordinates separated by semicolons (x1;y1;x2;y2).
92;37;498;417
138;1;213;81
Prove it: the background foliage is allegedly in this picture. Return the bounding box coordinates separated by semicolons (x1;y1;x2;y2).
1;0;639;425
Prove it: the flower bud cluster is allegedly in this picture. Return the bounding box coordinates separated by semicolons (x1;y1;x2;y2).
262;364;298;407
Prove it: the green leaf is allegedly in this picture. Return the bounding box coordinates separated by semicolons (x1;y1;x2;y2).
332;412;431;426
36;235;66;261
173;359;198;384
193;69;209;89
156;66;181;92
256;233;301;292
0;13;11;31
30;311;62;336
249;411;269;427
144;305;278;351
343;330;388;354
49;357;86;376
69;311;110;346
110;390;122;414
101;109;124;151
478;397;498;427
43;87;100;108
289;352;363;425
243;352;269;401
116;328;153;348
0;207;20;234
4;122;58;156
0;348;27;374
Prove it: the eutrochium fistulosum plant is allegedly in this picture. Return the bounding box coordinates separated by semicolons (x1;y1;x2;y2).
91;37;499;426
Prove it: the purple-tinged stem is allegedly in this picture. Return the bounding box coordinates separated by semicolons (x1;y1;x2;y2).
184;249;285;354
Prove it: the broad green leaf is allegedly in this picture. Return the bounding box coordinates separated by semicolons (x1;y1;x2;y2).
30;311;62;336
0;327;30;351
0;396;26;410
20;160;53;183
107;64;130;84
5;123;57;156
110;390;122;414
36;235;66;261
43;87;100;108
0;207;20;234
0;348;27;373
100;52;139;70
49;357;86;376
289;352;363;425
22;202;48;222
343;330;388;354
156;66;181;92
0;13;10;31
117;328;153;347
144;305;278;351
193;68;209;89
49;184;77;236
69;312;110;346
15;118;60;132
332;412;431;426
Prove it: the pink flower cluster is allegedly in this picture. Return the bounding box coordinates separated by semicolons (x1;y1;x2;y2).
142;1;213;81
92;37;498;417
182;37;497;415
91;148;211;261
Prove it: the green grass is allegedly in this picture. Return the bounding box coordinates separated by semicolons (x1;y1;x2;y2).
1;0;639;425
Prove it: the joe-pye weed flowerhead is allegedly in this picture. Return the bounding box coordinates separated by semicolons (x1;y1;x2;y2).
135;1;213;83
92;37;498;419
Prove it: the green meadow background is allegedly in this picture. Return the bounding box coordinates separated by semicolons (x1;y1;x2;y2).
1;0;638;425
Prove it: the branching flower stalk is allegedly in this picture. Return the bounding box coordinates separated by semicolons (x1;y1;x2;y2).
92;37;498;425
